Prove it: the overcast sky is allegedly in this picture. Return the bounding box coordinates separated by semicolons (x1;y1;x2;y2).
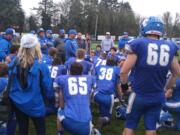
21;0;180;17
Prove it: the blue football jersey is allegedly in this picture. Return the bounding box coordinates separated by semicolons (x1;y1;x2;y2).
54;75;95;122
95;65;120;95
127;37;178;100
65;57;92;75
48;65;67;80
93;57;107;68
107;53;120;64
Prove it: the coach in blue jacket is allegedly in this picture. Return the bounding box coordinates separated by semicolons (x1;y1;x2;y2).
9;34;53;135
0;28;15;62
118;32;130;50
37;28;48;55
65;29;78;61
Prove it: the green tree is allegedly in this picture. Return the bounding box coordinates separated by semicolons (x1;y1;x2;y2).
68;0;86;32
0;0;25;32
97;0;138;36
83;0;99;34
28;15;38;31
162;12;173;37
34;0;58;29
46;0;140;36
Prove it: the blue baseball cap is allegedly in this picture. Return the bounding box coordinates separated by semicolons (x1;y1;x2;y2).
59;29;65;34
123;32;128;35
5;28;15;36
37;28;45;33
30;30;36;34
68;29;77;35
46;29;53;34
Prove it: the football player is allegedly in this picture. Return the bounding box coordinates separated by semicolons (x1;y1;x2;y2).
54;62;96;135
37;28;48;55
93;52;107;68
120;16;180;135
164;53;180;131
45;29;54;48
65;29;78;61
42;47;58;66
46;56;67;116
95;45;103;57
107;47;119;65
94;58;120;129
65;49;93;75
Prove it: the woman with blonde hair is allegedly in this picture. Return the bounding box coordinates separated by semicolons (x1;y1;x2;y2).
9;34;53;135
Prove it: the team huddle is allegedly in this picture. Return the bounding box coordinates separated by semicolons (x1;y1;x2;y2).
0;16;180;135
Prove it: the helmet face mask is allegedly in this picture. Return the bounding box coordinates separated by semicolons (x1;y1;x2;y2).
116;104;127;120
158;110;175;129
141;16;164;37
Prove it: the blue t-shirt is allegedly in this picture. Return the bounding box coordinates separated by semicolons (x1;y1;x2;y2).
54;75;95;122
95;65;120;95
65;57;92;75
127;37;177;101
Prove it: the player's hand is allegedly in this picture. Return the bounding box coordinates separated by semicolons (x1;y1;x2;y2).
165;89;173;98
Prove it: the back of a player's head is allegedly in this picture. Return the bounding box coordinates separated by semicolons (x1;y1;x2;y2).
70;62;83;75
0;63;8;77
96;45;101;49
106;58;116;66
100;52;107;59
110;46;117;52
76;49;86;59
52;56;62;66
140;16;164;38
10;45;20;54
48;47;58;58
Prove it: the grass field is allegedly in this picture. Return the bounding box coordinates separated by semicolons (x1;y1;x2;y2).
15;102;180;135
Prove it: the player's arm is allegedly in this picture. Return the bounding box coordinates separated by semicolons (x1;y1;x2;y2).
58;89;64;109
120;53;137;84
120;53;137;93
165;56;180;90
53;78;64;109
